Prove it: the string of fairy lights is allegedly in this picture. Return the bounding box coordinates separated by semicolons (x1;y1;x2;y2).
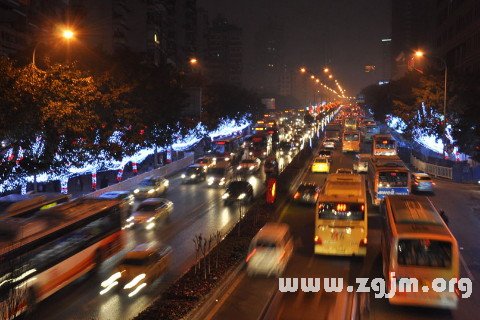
299;66;354;100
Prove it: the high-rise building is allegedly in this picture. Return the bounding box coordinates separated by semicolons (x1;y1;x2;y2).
0;0;29;56
390;0;431;79
205;15;242;85
432;0;480;73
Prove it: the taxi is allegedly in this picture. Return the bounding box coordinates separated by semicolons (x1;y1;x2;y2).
100;243;172;297
311;157;330;173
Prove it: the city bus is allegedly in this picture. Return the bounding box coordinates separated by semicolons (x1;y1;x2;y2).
367;156;411;205
0;198;125;317
314;173;368;256
210;135;244;161
249;133;272;159
342;130;361;153
372;134;397;156
0;193;70;220
344;117;358;131
381;195;459;309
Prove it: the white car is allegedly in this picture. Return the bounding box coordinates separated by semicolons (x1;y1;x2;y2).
127;198;173;229
323;138;336;149
246;223;294;277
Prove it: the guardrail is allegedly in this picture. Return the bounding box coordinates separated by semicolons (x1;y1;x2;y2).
87;152;194;197
410;154;453;180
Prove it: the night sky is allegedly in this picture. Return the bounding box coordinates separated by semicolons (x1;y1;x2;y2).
198;0;391;94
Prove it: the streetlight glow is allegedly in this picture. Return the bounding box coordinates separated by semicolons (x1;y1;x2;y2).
328;74;333;79
190;58;198;65
310;75;315;79
415;50;424;58
62;29;74;40
324;68;329;73
315;78;320;83
300;67;306;73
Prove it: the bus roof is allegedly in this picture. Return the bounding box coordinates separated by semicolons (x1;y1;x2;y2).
386;195;451;236
0;193;70;216
373;134;394;139
322;174;365;202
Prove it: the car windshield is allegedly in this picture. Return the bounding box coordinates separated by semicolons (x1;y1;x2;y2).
137;204;160;212
227;182;249;192
315;158;327;163
139;179;156;187
417;176;431;181
344;133;359;141
379;171;408;187
209;168;226;176
298;185;316;193
397;239;452;268
186;167;201;174
241;160;256;164
122;257;149;266
254;240;277;249
278;142;291;149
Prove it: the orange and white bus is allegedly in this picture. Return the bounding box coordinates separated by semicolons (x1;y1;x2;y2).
0;198;125;317
314;173;368;256
381;195;459;309
342;130;361;153
372;134;397;156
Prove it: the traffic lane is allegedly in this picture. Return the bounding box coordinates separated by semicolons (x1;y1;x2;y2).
35;173;265;320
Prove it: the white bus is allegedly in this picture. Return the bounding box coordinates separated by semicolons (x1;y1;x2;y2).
372;134;397;156
0;198;125;317
367;156;410;205
381;195;459;309
314;173;368;256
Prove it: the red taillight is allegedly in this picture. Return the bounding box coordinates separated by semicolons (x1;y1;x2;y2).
360;238;368;247
294;192;300;199
314;236;322;245
246;249;256;263
414;181;419;185
432;182;436;185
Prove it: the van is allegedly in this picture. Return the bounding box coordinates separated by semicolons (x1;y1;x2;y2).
246;223;294;277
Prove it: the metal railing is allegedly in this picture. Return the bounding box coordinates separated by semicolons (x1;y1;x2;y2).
87;153;194;197
410;154;452;180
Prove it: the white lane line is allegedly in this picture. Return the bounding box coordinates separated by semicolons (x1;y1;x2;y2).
426;197;476;281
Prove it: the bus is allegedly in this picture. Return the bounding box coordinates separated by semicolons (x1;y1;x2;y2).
381;195;459;309
342;130;361;153
344;117;357;131
249;134;272;159
210;135;244;161
363;124;380;142
367;156;410;205
372;134;397;156
314;173;368;256
0;198;125;316
0;193;70;220
324;124;342;141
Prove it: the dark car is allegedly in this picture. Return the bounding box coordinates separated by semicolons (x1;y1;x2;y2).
222;181;254;205
181;165;206;183
411;172;435;193
293;183;320;205
277;141;293;157
318;149;332;158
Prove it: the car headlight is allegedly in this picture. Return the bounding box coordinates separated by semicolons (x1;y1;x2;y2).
249;166;254;170
237;165;242;170
164;180;169;186
101;272;122;288
221;177;225;181
207;177;215;185
190;174;196;178
124;274;146;290
225;157;230;161
222;193;230;199
212;157;217;162
147;217;155;223
126;216;134;222
249;152;253;155
134;189;139;194
238;193;246;200
148;189;155;194
181;174;186;178
263;152;267;155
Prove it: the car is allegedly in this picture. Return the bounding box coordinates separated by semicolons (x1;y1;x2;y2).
318;149;332;158
246;223;294;277
133;177;169;198
323;138;336;149
194;157;214;168
100;243;172;297
222;180;254;205
277;141;293;157
181;164;206;183
293;183;320;205
97;191;134;217
336;168;353;174
353;154;370;173
206;163;233;187
411;172;435;193
127;198;173;229
311;157;330;173
236;158;261;174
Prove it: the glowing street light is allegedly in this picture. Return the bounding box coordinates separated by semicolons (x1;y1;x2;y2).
328;74;333;79
310;75;315;79
315;78;320;83
324;67;329;73
190;57;198;65
415;50;424;58
300;67;306;73
62;29;74;40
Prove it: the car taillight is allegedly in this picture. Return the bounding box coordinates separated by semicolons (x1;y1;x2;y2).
414;181;419;185
294;192;300;199
314;236;322;245
246;249;256;263
359;238;367;247
432;182;436;185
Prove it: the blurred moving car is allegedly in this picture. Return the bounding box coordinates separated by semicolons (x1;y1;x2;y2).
194;157;214;168
318;149;332;159
311;157;330;173
323;138;336;149
127;198;173;229
100;243;172;297
353;154;370;173
222;180;254;205
181;164;206;183
246;223;294;277
411;172;435;193
277;141;293;157
264;157;280;176
133;177;169;198
336;168;353;174
236;158;261;174
98;191;134;217
293;183;320;205
206;162;233;187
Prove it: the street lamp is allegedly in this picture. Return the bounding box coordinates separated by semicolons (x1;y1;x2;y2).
310;75;315;79
328;74;333;79
300;67;306;73
414;50;448;153
324;67;329;73
190;57;198;65
32;28;75;67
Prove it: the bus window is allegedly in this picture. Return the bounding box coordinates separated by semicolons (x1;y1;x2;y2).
318;202;364;221
397;239;452;268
